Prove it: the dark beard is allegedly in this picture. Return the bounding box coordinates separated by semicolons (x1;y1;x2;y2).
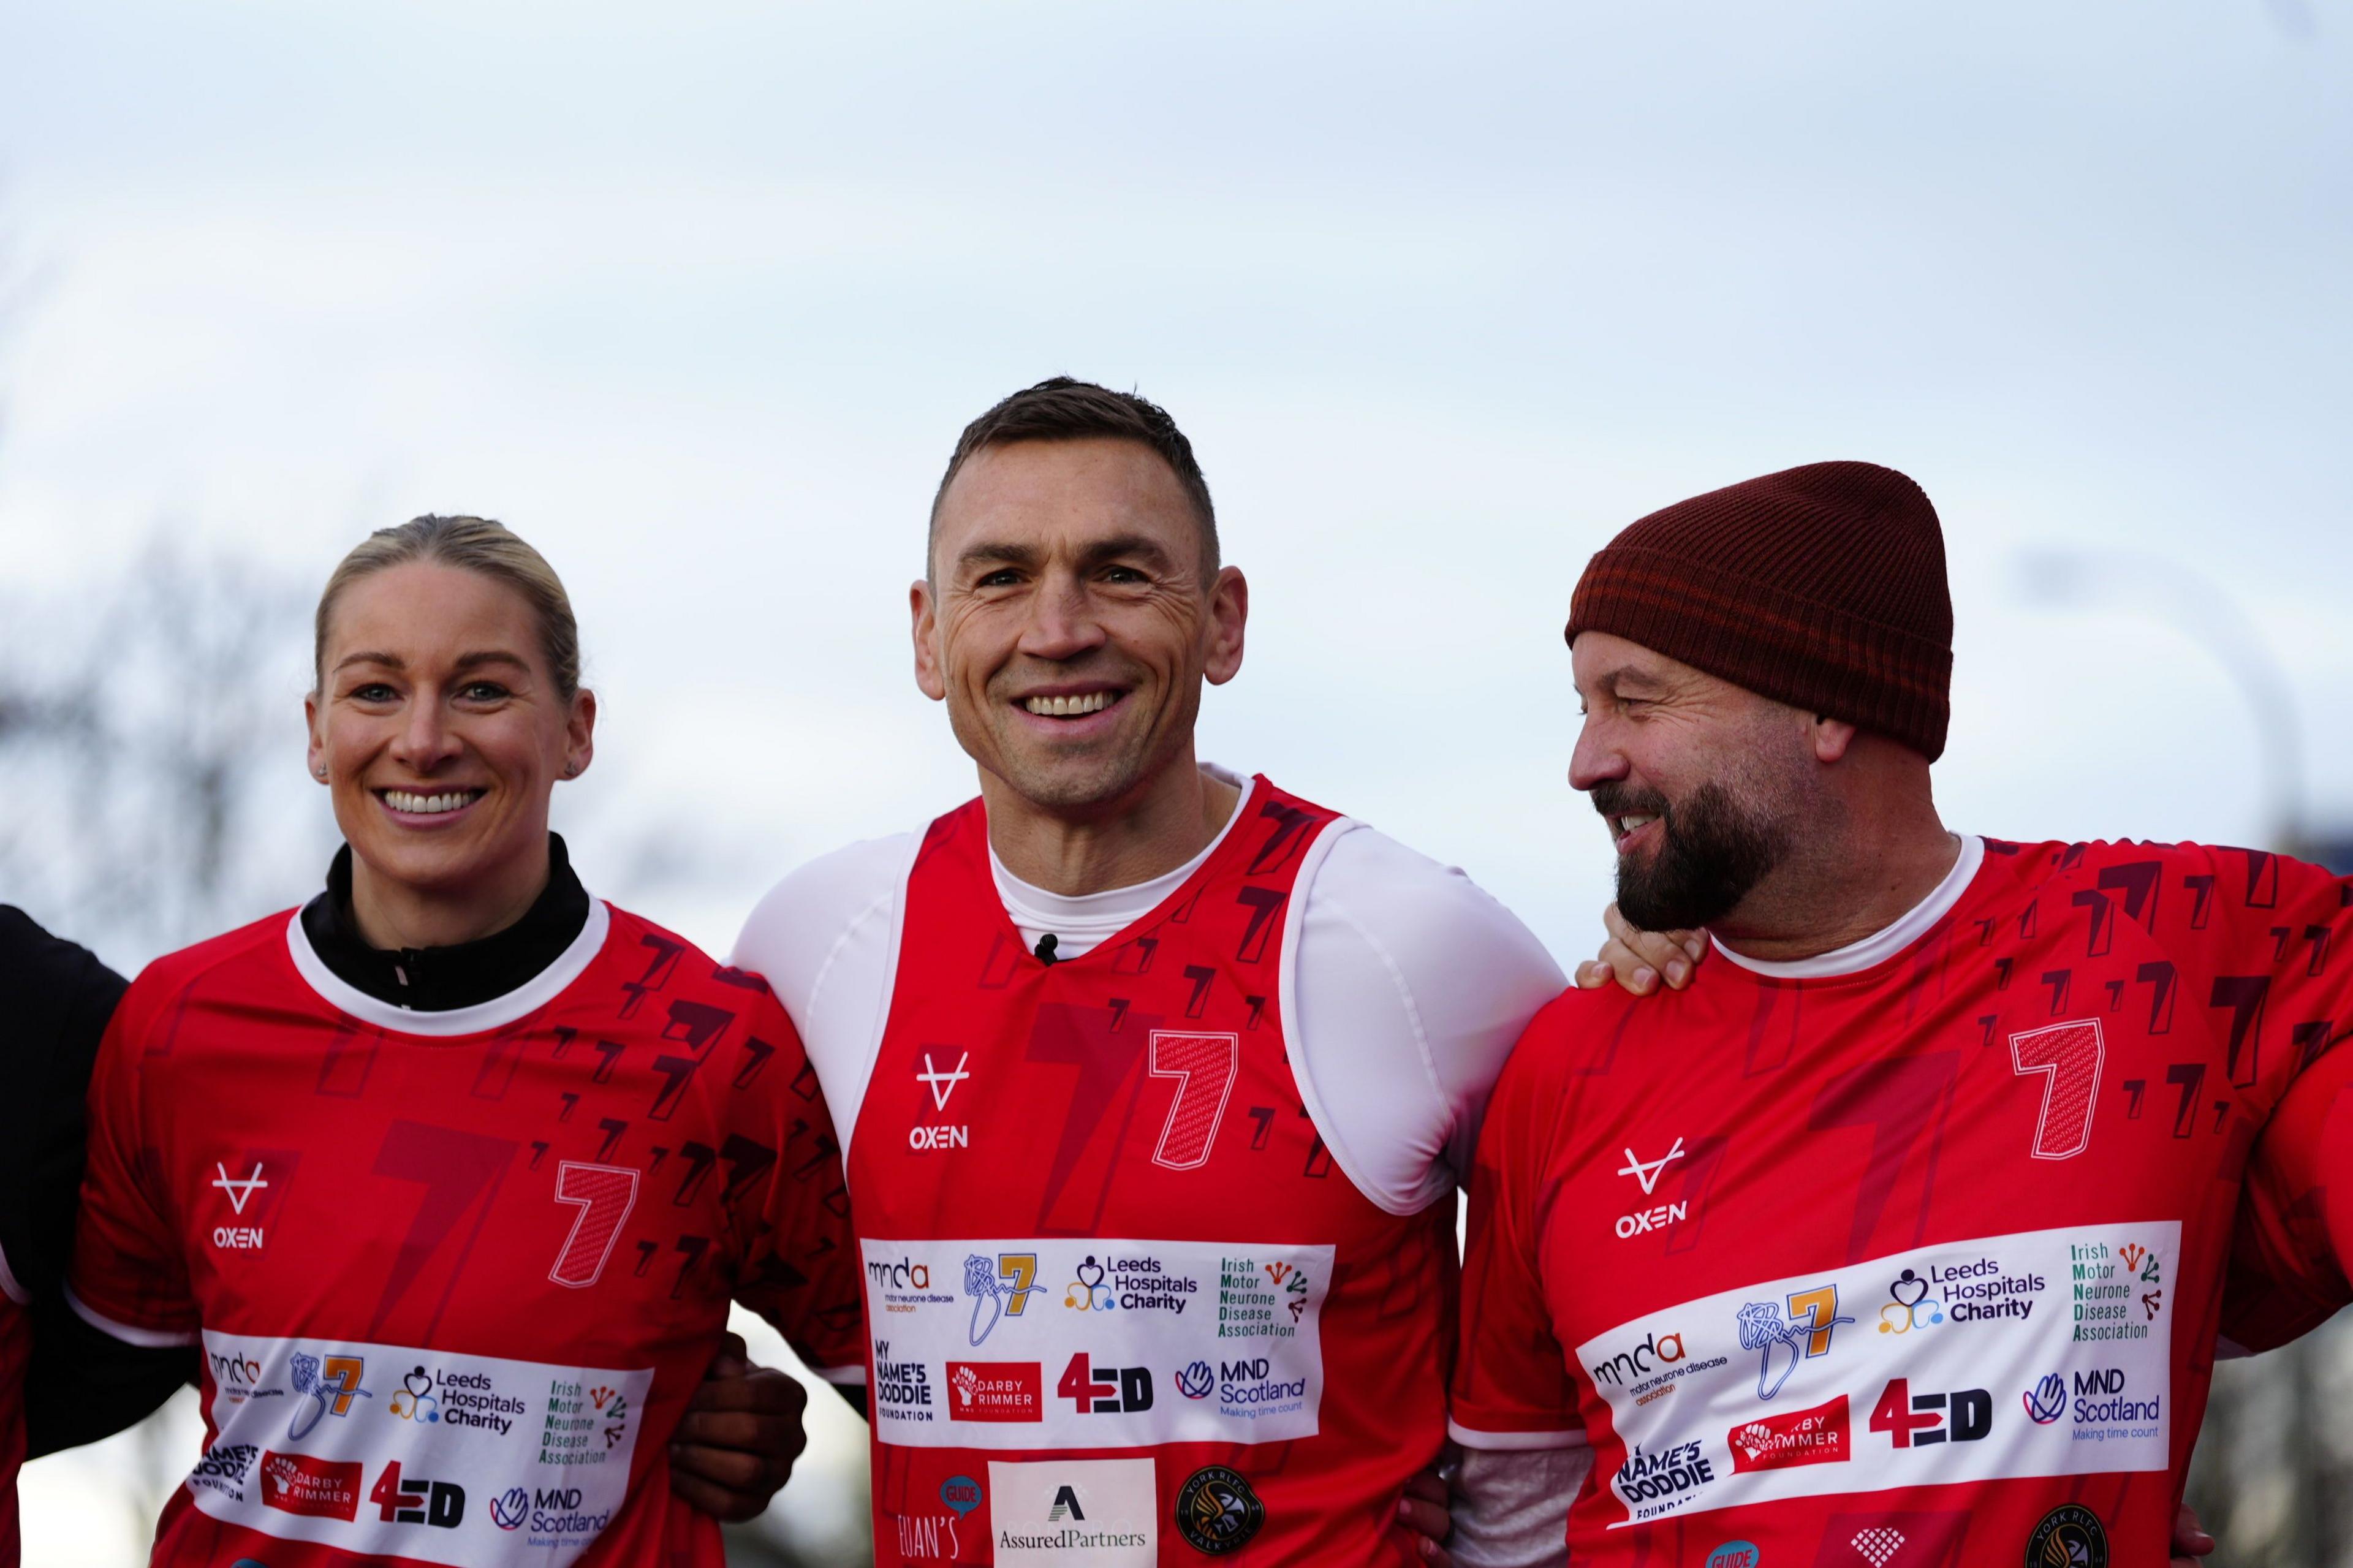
1597;779;1787;933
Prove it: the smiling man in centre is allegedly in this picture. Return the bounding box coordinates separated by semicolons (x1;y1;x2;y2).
732;377;1567;1564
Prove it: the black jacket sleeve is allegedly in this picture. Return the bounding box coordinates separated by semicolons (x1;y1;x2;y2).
24;1303;197;1456
0;906;124;1303
0;906;197;1453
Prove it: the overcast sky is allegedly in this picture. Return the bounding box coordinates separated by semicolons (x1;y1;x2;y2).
3;2;2347;1559
5;0;2349;975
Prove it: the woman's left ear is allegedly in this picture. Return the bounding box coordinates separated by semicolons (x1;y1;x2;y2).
562;689;597;781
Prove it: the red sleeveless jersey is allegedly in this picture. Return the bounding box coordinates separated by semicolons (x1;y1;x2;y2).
68;901;863;1568
848;778;1451;1566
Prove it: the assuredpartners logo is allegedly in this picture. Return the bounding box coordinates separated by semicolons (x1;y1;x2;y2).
987;1458;1155;1565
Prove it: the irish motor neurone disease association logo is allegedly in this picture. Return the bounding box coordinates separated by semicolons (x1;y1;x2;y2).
2025;1503;2110;1567
1174;1466;1265;1555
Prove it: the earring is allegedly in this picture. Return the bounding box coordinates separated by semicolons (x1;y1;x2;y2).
563;762;579;778
314;765;328;779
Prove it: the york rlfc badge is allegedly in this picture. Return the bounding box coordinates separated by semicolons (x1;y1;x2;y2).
2025;1503;2110;1567
1175;1465;1264;1555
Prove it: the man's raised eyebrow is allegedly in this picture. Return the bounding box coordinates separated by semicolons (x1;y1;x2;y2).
1593;664;1672;696
1082;532;1175;567
957;540;1042;574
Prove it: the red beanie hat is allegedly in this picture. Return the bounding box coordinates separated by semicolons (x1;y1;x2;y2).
1565;461;1953;761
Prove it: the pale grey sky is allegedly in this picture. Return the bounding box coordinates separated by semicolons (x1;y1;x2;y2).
4;0;2348;980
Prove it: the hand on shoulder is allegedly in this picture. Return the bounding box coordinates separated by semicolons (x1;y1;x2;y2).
1572;903;1704;996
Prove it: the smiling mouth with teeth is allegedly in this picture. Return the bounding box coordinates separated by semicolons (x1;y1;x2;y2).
379;788;487;816
1612;812;1661;842
1021;691;1120;718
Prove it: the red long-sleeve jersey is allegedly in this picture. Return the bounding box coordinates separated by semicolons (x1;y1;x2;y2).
1455;838;2351;1567
68;900;863;1567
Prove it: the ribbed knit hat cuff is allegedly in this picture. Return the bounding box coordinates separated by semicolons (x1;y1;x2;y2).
1566;543;1952;761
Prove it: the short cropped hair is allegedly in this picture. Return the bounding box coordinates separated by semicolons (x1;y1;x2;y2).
314;515;582;702
927;377;1219;578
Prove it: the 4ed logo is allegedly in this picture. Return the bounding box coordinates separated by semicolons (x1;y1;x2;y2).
1059;1352;1154;1415
287;1353;371;1440
1870;1377;1993;1449
1736;1286;1852;1401
964;1252;1042;1346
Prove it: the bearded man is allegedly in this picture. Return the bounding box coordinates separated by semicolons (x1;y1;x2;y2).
1449;462;2349;1566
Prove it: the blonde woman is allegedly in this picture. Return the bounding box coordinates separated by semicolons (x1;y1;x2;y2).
67;518;864;1565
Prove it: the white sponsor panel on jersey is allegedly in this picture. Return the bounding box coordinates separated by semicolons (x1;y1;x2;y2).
986;1458;1158;1565
1576;1221;2177;1528
862;1236;1332;1449
190;1327;654;1566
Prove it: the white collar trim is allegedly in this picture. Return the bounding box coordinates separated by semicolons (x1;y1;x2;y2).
284;896;612;1037
989;765;1256;933
1711;835;1984;980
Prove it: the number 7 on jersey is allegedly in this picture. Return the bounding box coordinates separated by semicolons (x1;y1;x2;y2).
2009;1019;2104;1161
1149;1031;1240;1171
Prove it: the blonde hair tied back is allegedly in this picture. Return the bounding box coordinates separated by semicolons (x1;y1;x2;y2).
313;516;582;702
